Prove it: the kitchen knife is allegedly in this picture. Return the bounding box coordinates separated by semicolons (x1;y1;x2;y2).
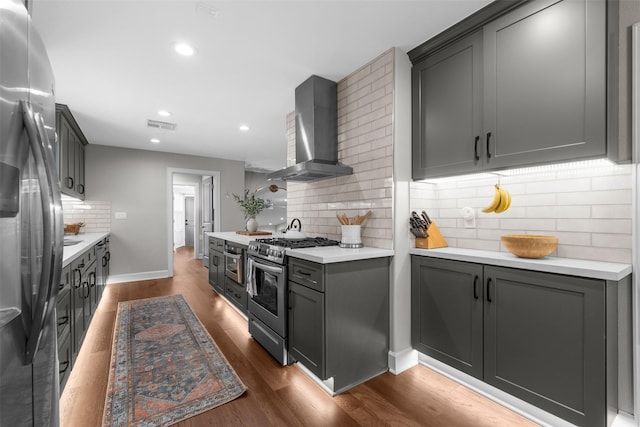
421;211;432;226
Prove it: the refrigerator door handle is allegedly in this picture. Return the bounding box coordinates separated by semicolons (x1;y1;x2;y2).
21;100;63;365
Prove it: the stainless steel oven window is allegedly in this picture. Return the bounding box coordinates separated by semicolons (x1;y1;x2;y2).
251;261;283;316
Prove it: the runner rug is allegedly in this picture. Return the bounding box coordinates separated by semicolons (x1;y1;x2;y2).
102;294;246;426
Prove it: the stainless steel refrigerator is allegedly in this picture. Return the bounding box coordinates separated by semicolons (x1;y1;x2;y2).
0;0;63;425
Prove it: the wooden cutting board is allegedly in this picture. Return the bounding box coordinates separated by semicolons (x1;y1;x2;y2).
235;231;272;236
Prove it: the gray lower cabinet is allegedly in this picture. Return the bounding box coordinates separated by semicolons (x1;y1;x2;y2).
411;0;612;179
411;256;619;427
208;237;225;295
411;258;483;377
288;280;324;377
60;242;104;394
56;266;72;392
288;256;390;394
224;277;248;313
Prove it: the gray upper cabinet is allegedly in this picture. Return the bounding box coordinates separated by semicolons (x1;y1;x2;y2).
56;104;88;200
412;32;484;178
483;0;606;169
410;0;621;180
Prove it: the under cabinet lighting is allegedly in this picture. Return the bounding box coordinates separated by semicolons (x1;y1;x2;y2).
158;110;172;117
239;124;250;132
419;158;620;184
150;138;160;144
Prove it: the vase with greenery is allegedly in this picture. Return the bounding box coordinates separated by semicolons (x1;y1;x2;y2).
232;189;265;232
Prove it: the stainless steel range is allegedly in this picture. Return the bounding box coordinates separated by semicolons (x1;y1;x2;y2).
247;237;339;364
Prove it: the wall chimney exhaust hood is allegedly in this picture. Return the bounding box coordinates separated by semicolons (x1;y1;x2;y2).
267;75;352;182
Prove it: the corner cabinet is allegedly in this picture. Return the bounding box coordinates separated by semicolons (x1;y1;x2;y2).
411;256;622;427
288;256;390;394
56;104;88;200
411;0;610;179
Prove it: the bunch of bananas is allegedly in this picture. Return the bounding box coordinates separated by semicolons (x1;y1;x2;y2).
482;184;511;214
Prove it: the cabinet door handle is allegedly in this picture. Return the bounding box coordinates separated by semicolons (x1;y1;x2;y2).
473;275;479;299
57;315;69;327
296;269;311;276
66;176;73;189
486;278;493;303
59;361;69;375
78;184;85;194
486;132;492;159
474;136;480;161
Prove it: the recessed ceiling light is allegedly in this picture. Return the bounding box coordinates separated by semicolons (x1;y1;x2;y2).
150;138;160;144
239;124;250;132
158;110;172;117
174;43;196;56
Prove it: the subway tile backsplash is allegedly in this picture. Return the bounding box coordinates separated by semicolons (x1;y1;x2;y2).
62;199;111;233
287;49;395;249
410;163;633;263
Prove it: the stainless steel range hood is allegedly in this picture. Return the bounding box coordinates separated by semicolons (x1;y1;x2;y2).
267;75;352;182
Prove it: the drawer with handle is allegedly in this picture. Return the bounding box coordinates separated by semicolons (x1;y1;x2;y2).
288;257;324;292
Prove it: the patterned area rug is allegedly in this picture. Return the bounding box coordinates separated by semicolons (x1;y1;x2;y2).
102;295;246;426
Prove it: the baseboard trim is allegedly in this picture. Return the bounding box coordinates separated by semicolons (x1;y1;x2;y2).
107;270;169;284
417;353;577;427
388;347;418;375
612;412;635;427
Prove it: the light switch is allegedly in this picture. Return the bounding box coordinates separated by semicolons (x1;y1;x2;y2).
115;212;128;220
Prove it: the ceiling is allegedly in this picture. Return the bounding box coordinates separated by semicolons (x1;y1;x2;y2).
31;0;492;172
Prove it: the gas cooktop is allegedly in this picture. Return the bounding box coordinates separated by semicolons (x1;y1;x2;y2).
255;237;340;249
248;237;340;264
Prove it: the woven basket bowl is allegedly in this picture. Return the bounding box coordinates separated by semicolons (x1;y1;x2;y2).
501;234;559;258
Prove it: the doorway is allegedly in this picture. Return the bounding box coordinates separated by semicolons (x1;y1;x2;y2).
172;184;196;250
167;168;221;277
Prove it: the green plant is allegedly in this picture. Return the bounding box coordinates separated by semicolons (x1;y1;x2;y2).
232;189;266;219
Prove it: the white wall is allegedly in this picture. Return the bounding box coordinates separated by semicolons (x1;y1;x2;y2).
85;144;245;280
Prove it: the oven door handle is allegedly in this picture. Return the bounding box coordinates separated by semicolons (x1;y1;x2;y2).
251;260;284;275
224;252;242;260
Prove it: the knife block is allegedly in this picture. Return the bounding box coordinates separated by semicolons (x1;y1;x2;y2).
415;221;448;249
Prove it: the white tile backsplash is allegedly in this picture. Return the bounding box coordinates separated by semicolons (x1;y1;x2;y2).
410;163;633;263
287;49;395;249
62;199;111;233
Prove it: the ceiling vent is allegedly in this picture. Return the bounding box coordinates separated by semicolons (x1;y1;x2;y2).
146;119;177;131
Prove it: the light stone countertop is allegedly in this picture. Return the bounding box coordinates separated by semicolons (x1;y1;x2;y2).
207;231;394;264
410;247;632;281
62;232;110;267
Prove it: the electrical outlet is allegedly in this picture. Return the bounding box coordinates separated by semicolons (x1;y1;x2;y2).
460;207;476;228
115;211;128;220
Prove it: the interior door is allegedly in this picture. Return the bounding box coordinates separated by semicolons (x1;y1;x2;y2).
184;196;194;247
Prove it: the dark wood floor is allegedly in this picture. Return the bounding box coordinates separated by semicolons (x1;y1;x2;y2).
60;246;539;426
